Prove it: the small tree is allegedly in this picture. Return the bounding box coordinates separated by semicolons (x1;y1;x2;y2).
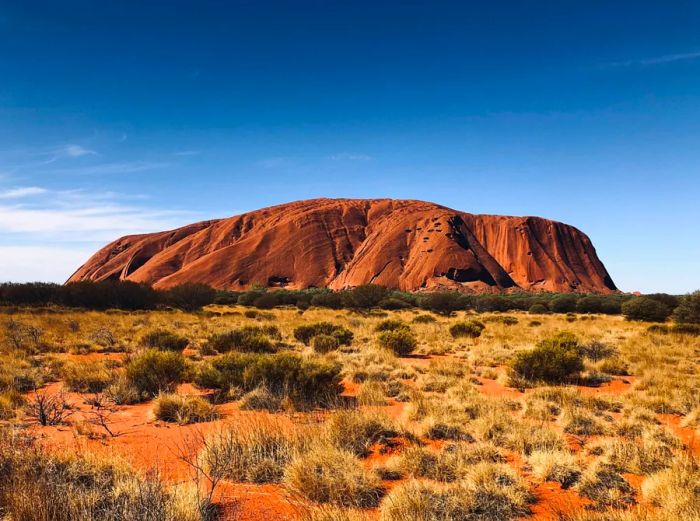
621;297;671;322
673;290;700;324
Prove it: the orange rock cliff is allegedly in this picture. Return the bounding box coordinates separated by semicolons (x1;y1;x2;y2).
67;198;616;293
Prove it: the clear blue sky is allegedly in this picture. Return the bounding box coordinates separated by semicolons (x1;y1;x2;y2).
1;1;698;293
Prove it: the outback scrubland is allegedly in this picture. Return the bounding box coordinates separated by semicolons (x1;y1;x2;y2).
0;288;699;520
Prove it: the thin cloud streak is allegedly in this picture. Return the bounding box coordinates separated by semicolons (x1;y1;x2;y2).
0;186;47;199
607;50;700;67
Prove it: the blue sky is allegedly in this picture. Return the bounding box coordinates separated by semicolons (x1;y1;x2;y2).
1;1;698;293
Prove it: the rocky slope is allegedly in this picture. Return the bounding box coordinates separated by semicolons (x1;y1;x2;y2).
68;198;616;293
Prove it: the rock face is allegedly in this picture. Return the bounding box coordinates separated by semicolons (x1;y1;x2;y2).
67;198;616;293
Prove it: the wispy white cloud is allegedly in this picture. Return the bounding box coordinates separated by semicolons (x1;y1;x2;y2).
63;144;97;157
172;150;200;157
329;152;372;161
0;186;47;199
46;161;169;176
607;50;700;67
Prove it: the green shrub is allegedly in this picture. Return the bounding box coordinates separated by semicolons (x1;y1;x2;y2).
449;320;485;339
61;361;114;393
312;334;340;353
673;290;700;324
412;314;437;324
125;349;186;398
622;297;671;322
419;292;468;315
243;353;342;407
528;303;549;314
153;393;218;424
377;329;417;356
374;319;409;332
141;329;189;351
293;322;353;346
549;295;578;313
511;333;584;384
344;284;388;309
205;325;279;353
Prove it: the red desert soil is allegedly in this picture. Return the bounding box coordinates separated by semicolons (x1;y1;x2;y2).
68;198;616;294
27;354;697;521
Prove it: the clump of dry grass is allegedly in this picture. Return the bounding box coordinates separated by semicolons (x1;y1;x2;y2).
642;456;700;519
238;386;283;411
529;449;583;488
601;427;680;474
202;415;316;483
380;462;532;521
325;410;399;457
153;393;218;424
285;446;384;507
559;407;610;436
61;360;115;393
576;461;636;509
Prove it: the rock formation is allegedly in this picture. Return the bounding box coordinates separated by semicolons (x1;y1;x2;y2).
68;198;616;293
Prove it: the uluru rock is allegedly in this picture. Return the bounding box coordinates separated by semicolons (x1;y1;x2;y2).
67;198;616;293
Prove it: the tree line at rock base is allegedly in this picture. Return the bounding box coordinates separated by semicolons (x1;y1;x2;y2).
0;281;698;324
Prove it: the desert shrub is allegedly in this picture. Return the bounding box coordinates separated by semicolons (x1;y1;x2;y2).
485;315;519;326
194;352;258;390
621;297;671;322
412;314;436;324
598;357;629;376
576;462;636;508
0;354;44;393
104;375;141;405
285;446;384;507
449;320;485;339
581;340;616;362
161;282;216;311
419;292;468;315
0;391;24;420
378;297;412;310
529;449;582;489
0;433;206;521
153;393;217;424
379;463;532;521
560;408;608;436
673;290;700;324
205;326;279;353
344;284;388;309
309;291;344;309
528;303;549;314
239;386;282;411
293;322;353;346
242;353;343;408
125;349;186;398
312;334;340;354
377;329;417;356
374;319;408;332
141;329;189;351
511;333;584;383
549;295;578;313
673;323;700;335
202;416;315;483
61;361;114;393
326;410;398;457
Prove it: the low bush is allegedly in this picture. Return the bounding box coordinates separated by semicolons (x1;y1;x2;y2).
61;361;114;393
374;319;409;332
125;349;186;398
412;314;436;324
449;320;485;339
153;393;218;424
511;333;584;384
293;322;353;346
141;329;189;351
312;334;340;354
377;329;417;356
205;326;279;353
622;297;671;322
326;410;398;457
528;303;549;314
239;386;282;411
672;290;700;324
284;446;384;507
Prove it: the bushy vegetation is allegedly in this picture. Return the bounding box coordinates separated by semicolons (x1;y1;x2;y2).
377;328;417;356
511;332;584;383
621;297;671;322
449;320;486;339
673;290;700;324
125;349;186;398
205;325;279;353
142;329;189;351
153;393;218;424
293;322;353;346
